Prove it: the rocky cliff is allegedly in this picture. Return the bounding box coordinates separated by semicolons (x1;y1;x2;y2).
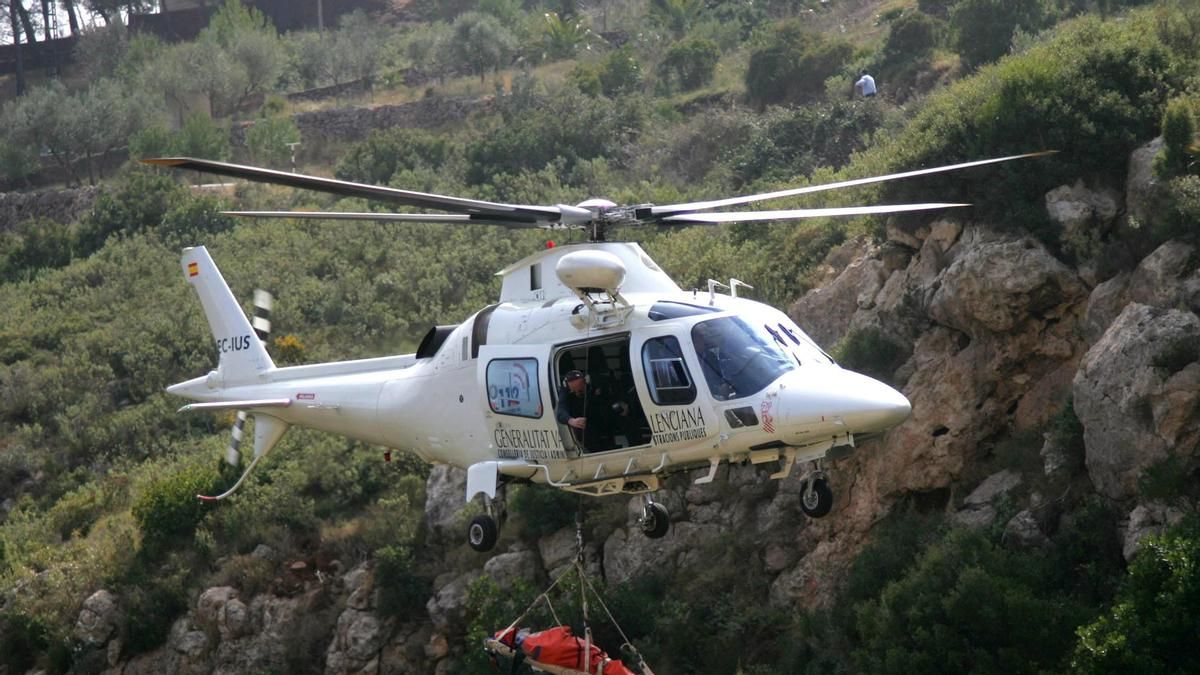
80;138;1198;674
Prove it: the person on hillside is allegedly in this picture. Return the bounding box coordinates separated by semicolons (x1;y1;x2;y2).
856;69;877;98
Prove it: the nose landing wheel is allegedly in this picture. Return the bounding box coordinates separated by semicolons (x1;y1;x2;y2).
800;476;833;518
639;499;670;539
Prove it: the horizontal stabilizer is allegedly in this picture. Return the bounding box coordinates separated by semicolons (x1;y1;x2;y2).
177;398;292;413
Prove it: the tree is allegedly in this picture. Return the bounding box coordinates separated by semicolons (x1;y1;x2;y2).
199;0;284;112
73;23;129;89
659;37;720;91
950;0;1047;70
1073;520;1200;673
885;10;941;60
447;12;516;82
245;116;300;169
540;11;592;61
854;528;1092;674
745;21;853;106
1154;98;1196;178
647;0;704;39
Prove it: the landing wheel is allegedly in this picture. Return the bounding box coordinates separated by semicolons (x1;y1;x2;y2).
468;515;499;552
800;478;834;518
639;502;670;539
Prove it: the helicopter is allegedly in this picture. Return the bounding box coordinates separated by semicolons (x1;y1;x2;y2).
148;150;1051;552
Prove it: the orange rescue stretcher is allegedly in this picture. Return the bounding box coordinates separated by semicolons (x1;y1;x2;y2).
486;625;638;675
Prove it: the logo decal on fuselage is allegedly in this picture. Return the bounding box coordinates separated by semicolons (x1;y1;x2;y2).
649;406;708;445
493;424;567;461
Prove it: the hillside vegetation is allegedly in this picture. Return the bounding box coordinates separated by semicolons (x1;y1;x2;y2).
2;0;1200;673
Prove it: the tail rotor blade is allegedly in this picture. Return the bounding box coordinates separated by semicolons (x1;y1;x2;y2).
227;410;247;467
252;289;273;345
224;289;272;468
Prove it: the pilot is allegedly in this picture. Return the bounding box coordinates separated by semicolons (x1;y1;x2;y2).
556;370;616;452
693;321;738;400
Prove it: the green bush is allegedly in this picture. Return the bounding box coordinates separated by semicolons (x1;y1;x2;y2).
375;545;431;620
510;484;578;538
335;127;454;186
0;218;75;282
878;13;1176;239
1154;97;1196;178
79;170;187;254
122;578;188;655
1155;174;1200;243
599;46;643;97
885;10;941;60
659;37;720;91
0;613;49;673
830;327;909;384
1072;518;1200;673
729;101;886;187
853;528;1092;674
244;116;300;169
950;0;1048;71
128;124;175;161
745;20;853;106
464;88;645;186
160;194;236;246
131;461;218;552
173;112;230;161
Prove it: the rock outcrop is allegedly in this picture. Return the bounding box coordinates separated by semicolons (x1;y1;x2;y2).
1074;303;1200;501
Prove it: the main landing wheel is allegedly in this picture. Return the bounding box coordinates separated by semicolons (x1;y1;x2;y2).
639;502;670;539
800;478;834;518
468;515;499;552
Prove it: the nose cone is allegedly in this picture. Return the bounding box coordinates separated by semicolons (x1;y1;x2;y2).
776;368;911;435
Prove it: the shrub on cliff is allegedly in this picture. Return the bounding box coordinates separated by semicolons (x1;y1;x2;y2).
132;461;218;554
1072;518;1200;673
877;12;1179;241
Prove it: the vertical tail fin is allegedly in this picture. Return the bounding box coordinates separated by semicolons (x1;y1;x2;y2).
182;246;275;382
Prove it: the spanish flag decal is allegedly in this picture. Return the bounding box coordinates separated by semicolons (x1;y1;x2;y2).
187;261;199;277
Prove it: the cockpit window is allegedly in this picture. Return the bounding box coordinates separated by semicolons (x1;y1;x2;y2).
691;317;795;401
648;301;721;322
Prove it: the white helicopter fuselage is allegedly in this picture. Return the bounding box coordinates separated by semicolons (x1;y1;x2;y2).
168;241;909;508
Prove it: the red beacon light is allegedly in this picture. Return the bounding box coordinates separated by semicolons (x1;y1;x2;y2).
546;240;556;249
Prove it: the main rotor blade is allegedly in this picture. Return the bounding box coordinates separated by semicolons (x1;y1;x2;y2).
649;151;1056;217
143;157;571;223
223;210;579;228
660;203;969;225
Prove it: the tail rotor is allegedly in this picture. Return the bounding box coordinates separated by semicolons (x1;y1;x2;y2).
224;288;274;469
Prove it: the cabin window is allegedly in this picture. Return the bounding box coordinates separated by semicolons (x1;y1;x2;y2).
692;317;795;401
486;358;542;418
642;336;696;405
648;301;720;321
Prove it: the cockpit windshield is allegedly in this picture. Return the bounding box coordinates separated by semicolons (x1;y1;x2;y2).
691;317;795;401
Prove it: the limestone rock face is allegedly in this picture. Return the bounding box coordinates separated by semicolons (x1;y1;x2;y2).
1004;510;1050;550
603;521;720;585
483;549;543;590
326;607;394;674
426;572;474;633
1125;136;1165;227
1122;502;1186;561
929;230;1086;338
74;589;119;646
1045;180;1121;233
953;470;1023;529
790;238;886;347
1074;303;1200;500
424;464;468;543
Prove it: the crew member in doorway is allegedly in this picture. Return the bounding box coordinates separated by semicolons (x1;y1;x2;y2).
556;370;616;452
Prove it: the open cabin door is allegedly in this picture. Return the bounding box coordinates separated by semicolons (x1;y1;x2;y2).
476;345;567;463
